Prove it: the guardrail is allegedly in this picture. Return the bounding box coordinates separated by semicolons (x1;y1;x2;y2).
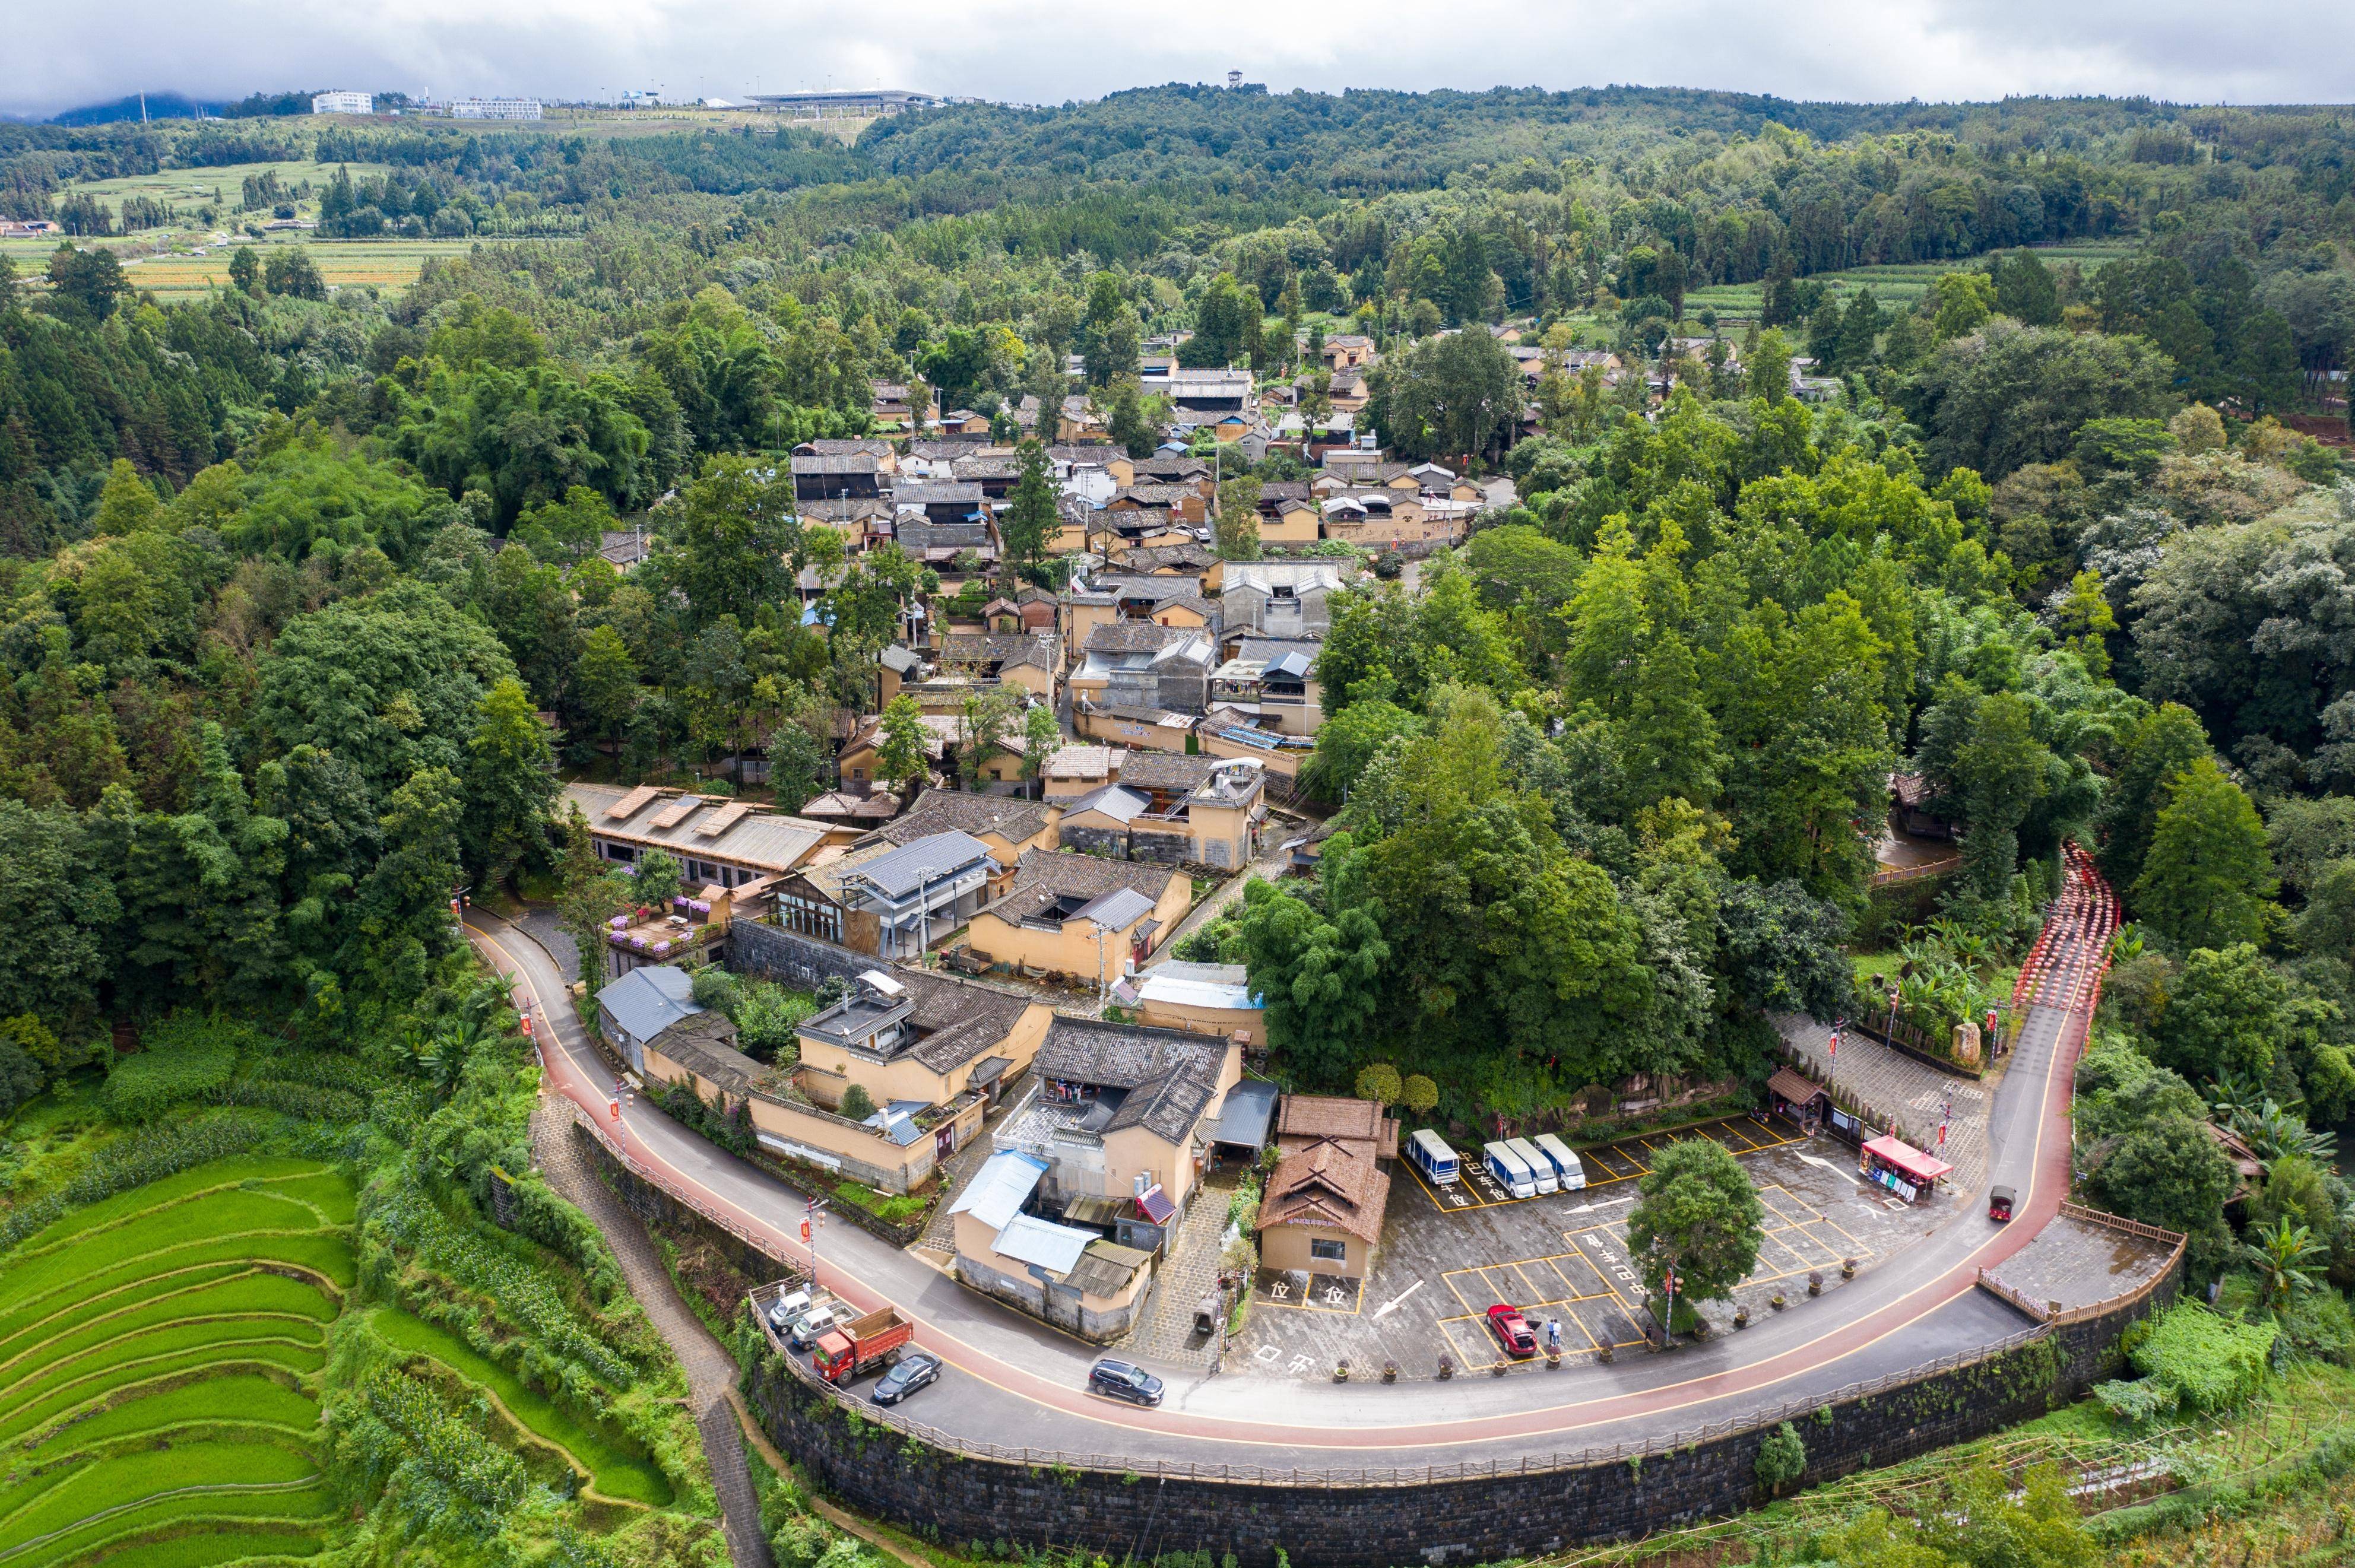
568;1100;800;1269
754;1316;2061;1488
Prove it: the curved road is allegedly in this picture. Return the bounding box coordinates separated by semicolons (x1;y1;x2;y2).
466;851;2115;1468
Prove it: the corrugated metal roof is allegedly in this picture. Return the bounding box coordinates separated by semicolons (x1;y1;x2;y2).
1208;1079;1279;1148
596;966;701;1042
1073;887;1156;931
948;1151;1048;1229
991;1213;1096;1274
1137;963;1259;1012
850;831;997;899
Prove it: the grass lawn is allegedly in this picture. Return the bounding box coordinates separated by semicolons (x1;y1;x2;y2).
1683;240;2140;323
368;1307;675;1506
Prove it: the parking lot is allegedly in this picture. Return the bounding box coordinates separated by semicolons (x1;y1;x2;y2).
1235;1115;1955;1380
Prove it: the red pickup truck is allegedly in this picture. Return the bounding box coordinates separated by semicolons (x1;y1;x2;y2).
812;1307;914;1383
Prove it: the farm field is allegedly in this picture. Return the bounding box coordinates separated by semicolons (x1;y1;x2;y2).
49;160;400;219
0;234;481;299
0;1158;352;1567
1684;239;2137;320
367;1306;674;1507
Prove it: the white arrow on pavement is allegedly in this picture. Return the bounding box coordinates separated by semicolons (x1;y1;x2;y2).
1372;1280;1425;1319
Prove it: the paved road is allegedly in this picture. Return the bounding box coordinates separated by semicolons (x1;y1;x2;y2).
462;850;2114;1469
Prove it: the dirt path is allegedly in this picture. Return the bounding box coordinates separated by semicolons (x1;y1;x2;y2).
530;1100;773;1568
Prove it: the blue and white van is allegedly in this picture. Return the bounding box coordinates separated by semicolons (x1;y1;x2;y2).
1531;1132;1587;1192
1504;1137;1559;1195
1408;1128;1461;1186
1482;1140;1538;1199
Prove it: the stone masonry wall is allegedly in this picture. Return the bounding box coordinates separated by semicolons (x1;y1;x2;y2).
727;921;877;991
587;1102;2181;1566
741;1268;2177;1568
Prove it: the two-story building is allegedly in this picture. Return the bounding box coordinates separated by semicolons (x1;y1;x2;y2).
563;782;857;890
961;850;1191;984
794;967;1051;1129
994;1014;1243;1214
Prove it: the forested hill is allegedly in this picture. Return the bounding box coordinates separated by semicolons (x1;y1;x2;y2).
852;84;2264;191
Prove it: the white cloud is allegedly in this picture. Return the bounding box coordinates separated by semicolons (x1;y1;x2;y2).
5;0;2350;119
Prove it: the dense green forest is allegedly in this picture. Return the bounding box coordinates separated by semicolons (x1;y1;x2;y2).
1;85;2353;1558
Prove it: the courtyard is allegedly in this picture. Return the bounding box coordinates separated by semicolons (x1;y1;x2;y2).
1229;1113;1966;1380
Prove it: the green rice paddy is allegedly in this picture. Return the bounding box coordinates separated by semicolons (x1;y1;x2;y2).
1682;240;2137;321
0;1161;348;1566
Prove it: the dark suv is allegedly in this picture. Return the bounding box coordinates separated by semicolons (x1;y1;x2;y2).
1087;1357;1165;1407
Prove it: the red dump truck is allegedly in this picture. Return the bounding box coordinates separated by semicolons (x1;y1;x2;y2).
812;1307;914;1383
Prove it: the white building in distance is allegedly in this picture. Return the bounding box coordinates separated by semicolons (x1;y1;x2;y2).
311;91;373;115
451;97;543;120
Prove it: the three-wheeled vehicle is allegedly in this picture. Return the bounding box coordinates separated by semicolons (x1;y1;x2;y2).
1988;1184;2015;1223
1193;1288;1221;1336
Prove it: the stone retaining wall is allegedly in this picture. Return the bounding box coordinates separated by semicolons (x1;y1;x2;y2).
740;1267;2179;1568
584;1102;2183;1566
727;921;877;991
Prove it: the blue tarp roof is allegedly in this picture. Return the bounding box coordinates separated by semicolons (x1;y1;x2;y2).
947;1151;1048;1229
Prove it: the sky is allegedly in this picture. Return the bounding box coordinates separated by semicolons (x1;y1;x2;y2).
5;0;2351;119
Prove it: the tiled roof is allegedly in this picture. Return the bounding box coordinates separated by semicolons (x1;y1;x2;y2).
1038;1015;1228;1144
978;849;1180;924
791;453;879;475
1114;751;1219;793
565;782;834;875
867;790;1049;849
1278;1094;1387;1144
893;968;1039;1073
940;631;1056;672
1083;620;1205;656
1257;1136;1390;1243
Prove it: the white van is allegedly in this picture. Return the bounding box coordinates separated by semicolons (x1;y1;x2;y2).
1408;1128;1461;1186
1532;1132;1587;1192
1505;1137;1559;1194
1482;1140;1538;1199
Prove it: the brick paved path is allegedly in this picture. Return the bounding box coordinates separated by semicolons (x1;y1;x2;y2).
1777;1017;1993;1193
1115;1170;1241;1367
531;1100;774;1568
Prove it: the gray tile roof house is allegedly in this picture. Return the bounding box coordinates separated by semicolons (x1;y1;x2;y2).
939;631;1056;675
861;791;1051;854
1037;1015;1230;1144
978;849;1181;932
1077;621;1214;716
596;964;744;1076
1113;750;1221;795
797;966;1038;1077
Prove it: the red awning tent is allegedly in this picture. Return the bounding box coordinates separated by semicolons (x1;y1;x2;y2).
1861;1136;1953;1185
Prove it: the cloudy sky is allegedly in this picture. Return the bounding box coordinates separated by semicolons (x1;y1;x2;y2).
5;0;2347;119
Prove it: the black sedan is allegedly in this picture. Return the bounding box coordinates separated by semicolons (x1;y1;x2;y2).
870;1351;942;1406
1087;1357;1164;1407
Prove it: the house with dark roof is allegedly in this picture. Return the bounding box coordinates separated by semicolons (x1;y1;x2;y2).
937;631;1060;700
620;963;1004;1195
961;850;1192;985
994;1014;1243;1212
595;965;739;1077
1221;559;1356;647
790;451;883;501
1057;753;1266;870
830;830;999;960
795;967;1051;1119
1070;620;1215;716
1256;1093;1397;1279
859;789;1059;867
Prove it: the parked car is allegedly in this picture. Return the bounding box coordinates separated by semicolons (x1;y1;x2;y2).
787;1302;850;1350
1087;1357;1165;1406
1487;1303;1538;1357
870;1350;941;1405
765;1288;814;1334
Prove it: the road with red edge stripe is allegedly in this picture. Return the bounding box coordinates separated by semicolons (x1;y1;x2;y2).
464;850;2122;1464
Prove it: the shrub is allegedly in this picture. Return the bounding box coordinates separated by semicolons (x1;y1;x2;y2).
103;1012;245;1122
2116;1302;2275;1417
839;1084;876;1121
1755;1421;1806;1491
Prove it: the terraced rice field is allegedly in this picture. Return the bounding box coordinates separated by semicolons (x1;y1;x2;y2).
0;1156;351;1567
367;1308;673;1507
